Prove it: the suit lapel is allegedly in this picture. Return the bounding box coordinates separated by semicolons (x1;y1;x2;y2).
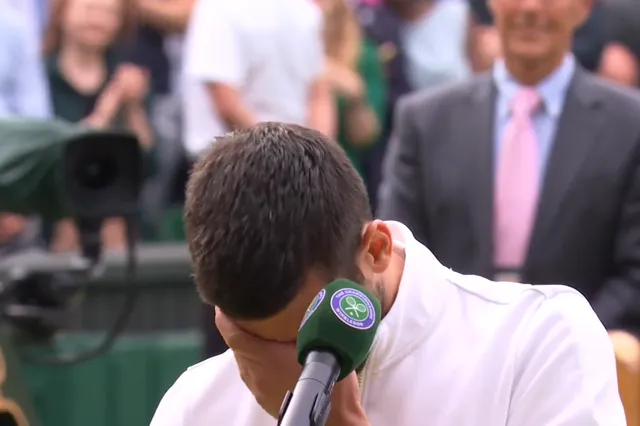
526;70;605;265
464;76;496;270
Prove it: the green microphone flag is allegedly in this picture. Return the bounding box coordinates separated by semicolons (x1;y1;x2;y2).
297;279;382;381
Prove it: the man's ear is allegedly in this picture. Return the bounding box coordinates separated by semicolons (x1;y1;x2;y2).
359;220;393;274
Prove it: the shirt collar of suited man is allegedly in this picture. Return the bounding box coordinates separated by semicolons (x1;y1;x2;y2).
150;221;624;426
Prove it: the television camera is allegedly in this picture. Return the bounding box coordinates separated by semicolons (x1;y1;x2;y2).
0;118;143;367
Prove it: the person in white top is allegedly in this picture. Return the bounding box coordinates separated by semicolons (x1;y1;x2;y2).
151;122;625;426
180;0;333;158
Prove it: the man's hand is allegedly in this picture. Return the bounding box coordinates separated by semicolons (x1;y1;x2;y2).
215;309;369;425
215;308;297;418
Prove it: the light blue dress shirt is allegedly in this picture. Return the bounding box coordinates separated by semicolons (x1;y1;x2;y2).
492;55;576;177
0;7;51;118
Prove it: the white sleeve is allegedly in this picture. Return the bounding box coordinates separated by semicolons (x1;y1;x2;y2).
14;18;51;118
149;372;191;426
306;8;325;81
506;290;626;426
182;0;246;87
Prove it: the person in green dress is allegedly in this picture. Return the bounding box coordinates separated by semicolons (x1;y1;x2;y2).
317;0;387;181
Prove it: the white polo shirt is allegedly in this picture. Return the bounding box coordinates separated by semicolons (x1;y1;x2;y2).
150;222;625;426
181;0;324;158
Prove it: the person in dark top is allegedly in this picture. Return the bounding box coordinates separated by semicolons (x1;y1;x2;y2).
43;0;152;252
126;25;171;97
355;1;412;212
467;0;609;72
121;0;194;228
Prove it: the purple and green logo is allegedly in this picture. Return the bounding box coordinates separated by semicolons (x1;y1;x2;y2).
299;288;326;329
330;288;376;330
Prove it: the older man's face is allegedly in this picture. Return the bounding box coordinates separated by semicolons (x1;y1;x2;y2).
489;0;592;62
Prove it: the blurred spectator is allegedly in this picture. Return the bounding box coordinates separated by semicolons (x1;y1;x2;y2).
388;0;471;91
181;0;332;159
600;0;640;86
0;5;51;117
123;0;194;230
357;0;411;119
0;5;51;257
357;0;470;211
355;0;410;209
318;0;386;180
187;0;332;360
467;0;608;73
4;0;49;38
43;0;151;252
380;0;640;331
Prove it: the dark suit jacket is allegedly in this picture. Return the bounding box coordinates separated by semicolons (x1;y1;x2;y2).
378;69;640;330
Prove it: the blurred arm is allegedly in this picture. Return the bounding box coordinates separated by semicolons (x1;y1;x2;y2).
307;13;335;138
184;0;256;130
206;84;257;130
84;80;122;128
341;42;384;146
307;76;336;139
123;103;153;149
136;0;196;33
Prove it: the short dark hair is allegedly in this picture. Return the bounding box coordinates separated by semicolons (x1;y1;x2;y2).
185;123;372;320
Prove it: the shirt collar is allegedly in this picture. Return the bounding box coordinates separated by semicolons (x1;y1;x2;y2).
365;221;449;375
492;55;576;119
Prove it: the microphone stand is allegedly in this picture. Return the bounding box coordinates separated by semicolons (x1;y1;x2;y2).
277;351;341;426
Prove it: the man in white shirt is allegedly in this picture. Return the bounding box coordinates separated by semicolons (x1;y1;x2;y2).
151;122;625;426
180;0;332;158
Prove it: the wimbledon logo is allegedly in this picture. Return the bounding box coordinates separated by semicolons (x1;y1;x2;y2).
299;288;326;330
330;288;376;330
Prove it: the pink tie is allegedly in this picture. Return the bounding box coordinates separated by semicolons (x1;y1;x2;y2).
494;88;541;268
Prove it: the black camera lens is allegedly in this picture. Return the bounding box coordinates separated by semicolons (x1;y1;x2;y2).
74;156;118;190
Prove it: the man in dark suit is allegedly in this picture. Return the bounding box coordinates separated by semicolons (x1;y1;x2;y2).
378;0;640;331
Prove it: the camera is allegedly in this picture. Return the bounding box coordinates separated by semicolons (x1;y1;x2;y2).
0;118;143;362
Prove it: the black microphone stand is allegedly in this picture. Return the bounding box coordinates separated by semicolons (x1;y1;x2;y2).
277;351;341;426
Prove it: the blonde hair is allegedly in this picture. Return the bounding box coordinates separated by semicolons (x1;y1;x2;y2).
43;0;137;55
323;0;362;69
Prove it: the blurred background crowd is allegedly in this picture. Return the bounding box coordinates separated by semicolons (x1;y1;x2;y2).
7;0;640;253
3;0;640;424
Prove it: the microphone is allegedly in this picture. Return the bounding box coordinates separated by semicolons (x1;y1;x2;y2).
277;279;381;426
